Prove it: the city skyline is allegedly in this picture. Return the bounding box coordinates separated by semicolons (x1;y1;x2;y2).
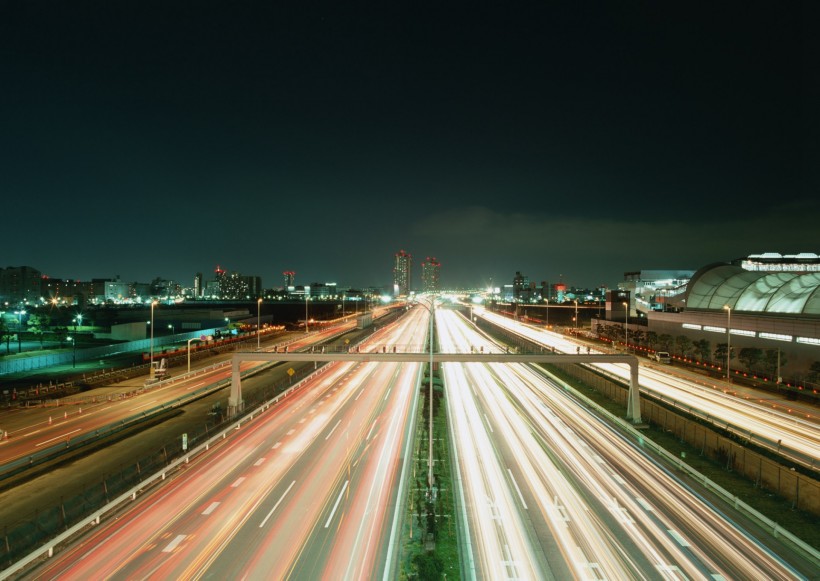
2;4;816;289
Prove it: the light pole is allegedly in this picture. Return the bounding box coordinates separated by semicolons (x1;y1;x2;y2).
430;303;434;489
257;298;263;350
574;299;578;331
724;305;731;383
149;301;157;379
68;335;76;368
305;286;310;333
622;301;629;352
187;337;202;374
167;323;175;335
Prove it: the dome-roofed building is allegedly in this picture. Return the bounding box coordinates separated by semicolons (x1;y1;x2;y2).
685;263;820;316
613;253;820;383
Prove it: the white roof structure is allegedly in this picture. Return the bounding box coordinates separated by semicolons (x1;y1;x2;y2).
685;263;820;315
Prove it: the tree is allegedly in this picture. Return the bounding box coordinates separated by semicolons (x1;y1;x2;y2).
763;349;786;380
738;347;763;373
27;313;52;349
808;361;820;384
693;339;711;362
0;317;11;355
631;330;646;348
675;335;692;357
658;334;674;351
646;331;659;351
715;342;734;368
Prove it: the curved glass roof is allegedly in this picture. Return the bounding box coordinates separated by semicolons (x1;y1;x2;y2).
685;264;820;315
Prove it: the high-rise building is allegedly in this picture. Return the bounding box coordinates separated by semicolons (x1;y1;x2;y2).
392;250;412;296
283;271;296;289
421;257;441;293
194;272;203;298
0;266;42;304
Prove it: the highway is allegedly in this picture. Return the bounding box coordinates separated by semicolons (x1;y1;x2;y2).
23;307;427;580
0;324;354;474
438;308;806;579
477;309;820;470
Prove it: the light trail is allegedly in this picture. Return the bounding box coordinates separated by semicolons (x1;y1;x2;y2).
478;308;820;468
439;308;807;579
23;307;428;580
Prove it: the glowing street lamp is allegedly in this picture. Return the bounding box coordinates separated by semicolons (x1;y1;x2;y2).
622;301;629;352
149;301;158;379
724;305;731;383
68;335;76;368
573;299;578;331
257;298;263;350
305;287;310;333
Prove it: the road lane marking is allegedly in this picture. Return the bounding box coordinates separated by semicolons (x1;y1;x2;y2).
186;382;206;390
384;387;391;400
202;502;220;515
36;429;82;447
326;419;341;440
507;469;528;510
254;458;265;466
272;442;281;449
299;418;306;424
635;497;654;511
260;480;296;527
366;419;377;441
325;480;349;528
231;477;246;488
668;529;690;547
354;389;363;401
286;429;295;436
163;534;186;552
483;413;494;433
130;400;157;411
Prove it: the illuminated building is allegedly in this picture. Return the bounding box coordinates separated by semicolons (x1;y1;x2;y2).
392;250;412;296
421;257;441;293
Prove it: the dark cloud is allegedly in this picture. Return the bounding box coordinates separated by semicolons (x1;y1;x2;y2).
1;2;815;289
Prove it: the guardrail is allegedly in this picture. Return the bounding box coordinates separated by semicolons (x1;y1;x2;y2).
0;362;331;580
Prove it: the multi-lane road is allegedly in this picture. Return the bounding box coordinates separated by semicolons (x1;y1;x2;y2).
477;309;820;471
6;304;818;579
439;309;806;579
21;306;428;579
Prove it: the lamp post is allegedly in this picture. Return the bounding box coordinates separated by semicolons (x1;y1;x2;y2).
724;305;731;383
574;299;578;331
167;323;175;335
187;337;202;374
430;303;434;489
305;286;310;333
69;335;76;368
257;298;263;350
149;301;157;379
623;301;629;352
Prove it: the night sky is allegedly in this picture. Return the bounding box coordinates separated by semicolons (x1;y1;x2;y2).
2;2;816;290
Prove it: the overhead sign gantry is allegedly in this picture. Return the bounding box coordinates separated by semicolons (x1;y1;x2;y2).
228;352;642;423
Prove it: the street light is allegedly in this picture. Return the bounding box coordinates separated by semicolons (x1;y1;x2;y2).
724;305;731;383
574;299;578;331
622;301;629;352
167;323;175;335
187;337;203;373
68;335;76;368
257;298;263;350
305;286;310;333
414;297;437;490
149;301;158;379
